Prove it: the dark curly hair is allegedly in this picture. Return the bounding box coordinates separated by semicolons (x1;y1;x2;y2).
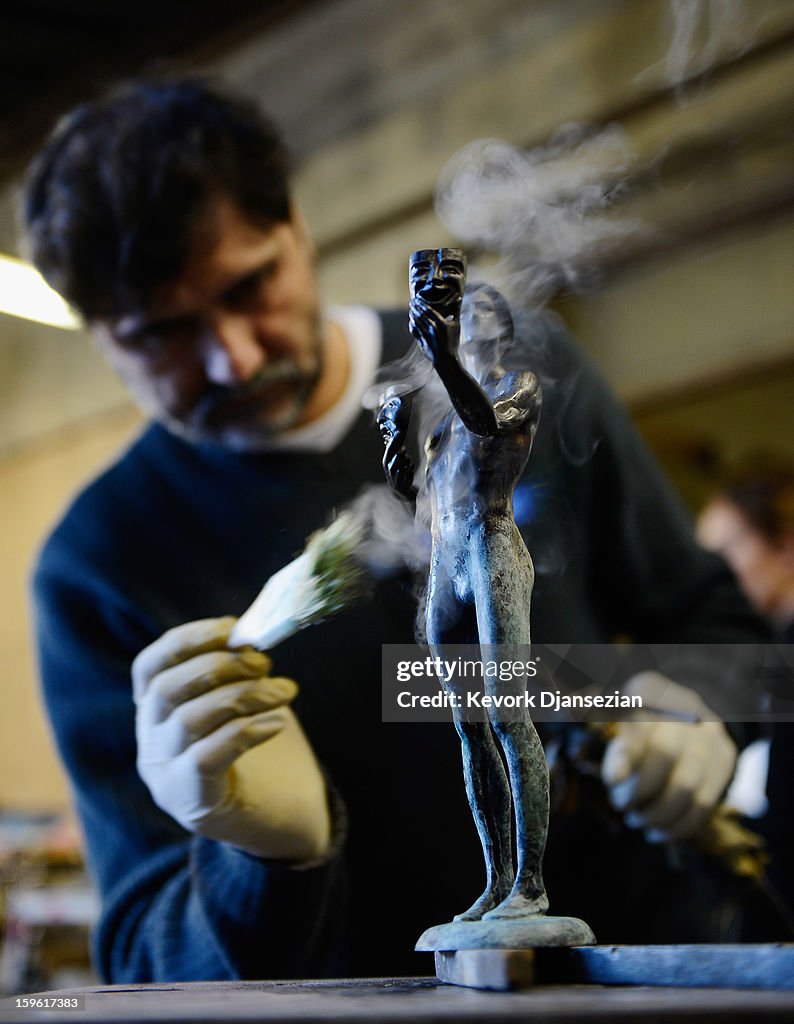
721;465;794;545
21;75;292;320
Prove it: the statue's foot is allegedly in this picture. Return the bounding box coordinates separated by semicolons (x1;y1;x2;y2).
453;884;511;922
481;889;549;921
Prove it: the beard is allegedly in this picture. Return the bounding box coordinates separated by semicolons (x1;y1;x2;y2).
192;361;322;449
158;335;325;450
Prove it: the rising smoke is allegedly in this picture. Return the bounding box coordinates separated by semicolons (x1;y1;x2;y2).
664;0;752;92
346;0;756;588
347;483;431;576
434;124;639;307
353;126;639;584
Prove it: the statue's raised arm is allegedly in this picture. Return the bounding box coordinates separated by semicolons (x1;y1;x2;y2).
409;248;499;437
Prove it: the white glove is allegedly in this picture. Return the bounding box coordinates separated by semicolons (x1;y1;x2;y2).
601;671;737;842
133;616;331;862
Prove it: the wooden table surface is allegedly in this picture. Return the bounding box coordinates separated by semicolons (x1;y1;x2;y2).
3;977;794;1023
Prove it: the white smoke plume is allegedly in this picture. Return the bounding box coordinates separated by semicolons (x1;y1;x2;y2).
434;0;755;299
347;483;431;576
664;0;753;91
434;124;640;306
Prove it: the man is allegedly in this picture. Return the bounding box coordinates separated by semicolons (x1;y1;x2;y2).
698;468;794;937
698;470;794;635
23;75;769;983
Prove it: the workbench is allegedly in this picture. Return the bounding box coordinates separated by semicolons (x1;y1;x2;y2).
3;975;794;1023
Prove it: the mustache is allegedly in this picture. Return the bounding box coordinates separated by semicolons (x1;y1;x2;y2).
191;360;307;427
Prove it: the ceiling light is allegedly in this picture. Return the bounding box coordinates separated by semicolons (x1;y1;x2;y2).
0;252;81;330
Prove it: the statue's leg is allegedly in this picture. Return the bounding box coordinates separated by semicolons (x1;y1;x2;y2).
485;715;550;918
470;516;550;919
449;714;515;921
426;541;514;921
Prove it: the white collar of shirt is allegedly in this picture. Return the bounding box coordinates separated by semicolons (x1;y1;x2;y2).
260;305;382;453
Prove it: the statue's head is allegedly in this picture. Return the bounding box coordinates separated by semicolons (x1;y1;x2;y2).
409;248;467;318
460;282;514;371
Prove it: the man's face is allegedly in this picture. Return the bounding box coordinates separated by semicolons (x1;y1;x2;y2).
94;199;324;450
697;499;791;620
409;248;466;317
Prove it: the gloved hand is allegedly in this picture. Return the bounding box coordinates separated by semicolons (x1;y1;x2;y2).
133;616;331;862
601;671;737;842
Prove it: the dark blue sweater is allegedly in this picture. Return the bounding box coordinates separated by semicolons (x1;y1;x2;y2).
32;310;768;981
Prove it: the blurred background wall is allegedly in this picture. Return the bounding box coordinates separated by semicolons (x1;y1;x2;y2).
0;0;792;812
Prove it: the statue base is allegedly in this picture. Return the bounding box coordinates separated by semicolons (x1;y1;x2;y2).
433;948;538;989
416;915;595;952
417;916;595;991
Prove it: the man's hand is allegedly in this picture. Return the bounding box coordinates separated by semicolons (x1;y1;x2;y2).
601;672;737;843
133;617;331;862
